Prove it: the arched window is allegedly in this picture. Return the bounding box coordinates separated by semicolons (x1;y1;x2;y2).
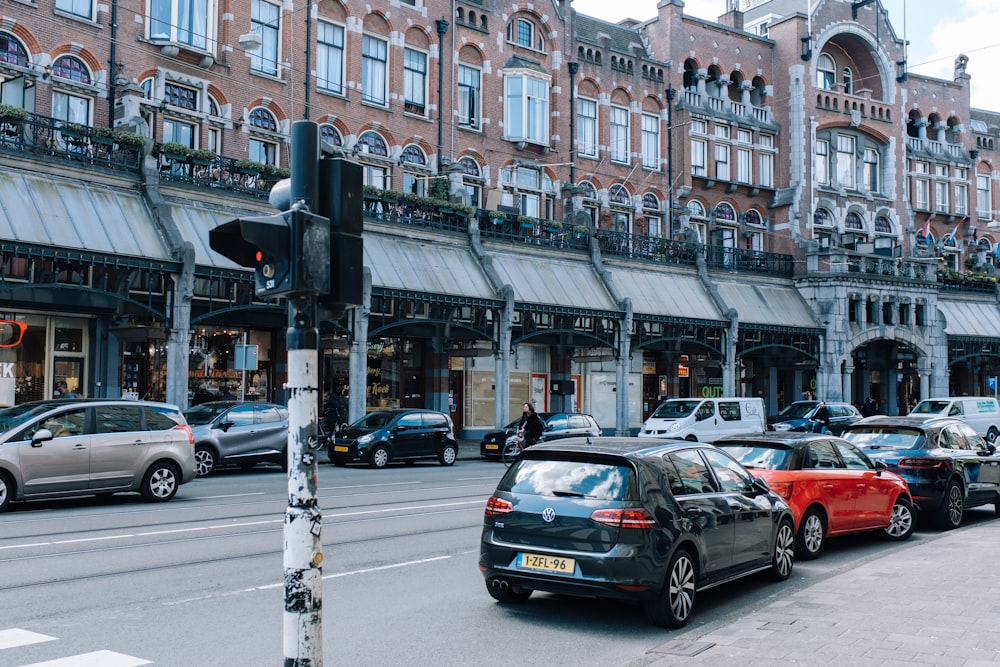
842;67;854;95
608;183;630;206
459;157;482;208
714;202;736;222
248;107;277;132
51;55;91;84
817;53;836;90
745;209;764;226
642;193;660;210
578;181;597;199
814;208;833;227
400;144;426;166
356;130;388;157
507;17;543;51
319;123;342;146
687;200;707;218
874;215;892;234
845;212;864;230
459;156;480;177
0;32;29;67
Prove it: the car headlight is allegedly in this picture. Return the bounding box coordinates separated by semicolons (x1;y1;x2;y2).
772;423;792;431
666;422;680;433
357;433;373;444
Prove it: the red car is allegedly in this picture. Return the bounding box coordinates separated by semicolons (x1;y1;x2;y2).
715;432;914;559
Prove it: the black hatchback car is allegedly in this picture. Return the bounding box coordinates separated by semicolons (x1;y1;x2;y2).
841;415;1000;529
479;438;795;628
767;401;862;435
328;409;458;468
479;412;602;459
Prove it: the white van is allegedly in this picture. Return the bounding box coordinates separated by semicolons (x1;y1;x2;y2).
638;397;766;443
909;396;1000;443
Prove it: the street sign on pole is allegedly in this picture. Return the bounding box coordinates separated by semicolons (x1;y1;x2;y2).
234;344;259;371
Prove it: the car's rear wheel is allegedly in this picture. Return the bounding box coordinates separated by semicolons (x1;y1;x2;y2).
141;462;180;502
933;479;964;530
0;470;13;512
439;443;458;466
767;519;796;581
368;445;390;469
194;446;216;477
485;576;532;603
645;548;696;628
796;508;826;560
882;496;915;541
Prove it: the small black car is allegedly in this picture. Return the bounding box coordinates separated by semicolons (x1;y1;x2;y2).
479;412;601;459
479;437;795;627
768;401;862;435
328;409;458;468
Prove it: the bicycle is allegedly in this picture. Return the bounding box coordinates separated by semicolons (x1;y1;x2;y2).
501;434;526;467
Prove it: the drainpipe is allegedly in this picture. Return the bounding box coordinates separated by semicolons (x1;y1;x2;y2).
666;85;676;234
304;2;312;118
108;0;118;127
435;18;449;173
568;61;579;186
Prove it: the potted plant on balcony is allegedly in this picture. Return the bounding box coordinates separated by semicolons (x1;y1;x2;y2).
544;220;563;233
59;121;89;141
234;159;262;175
0;103;28;123
189;148;218;165
160;142;191;161
488;211;506;225
91;125;116;146
572;224;589;239
114;130;148;150
518;215;538;231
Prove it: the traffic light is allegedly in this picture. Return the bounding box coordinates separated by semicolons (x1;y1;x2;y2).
317;158;363;312
209;208;330;298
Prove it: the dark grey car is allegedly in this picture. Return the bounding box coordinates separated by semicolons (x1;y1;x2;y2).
328;409;458;468
184;401;289;476
480;437;795;628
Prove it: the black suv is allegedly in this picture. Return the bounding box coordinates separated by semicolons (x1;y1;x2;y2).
480;412;601;459
768;401;862;435
480;437;795;628
328;409;458;468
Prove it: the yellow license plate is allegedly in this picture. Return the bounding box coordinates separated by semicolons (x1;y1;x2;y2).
333;445;349;453
485;444;499;450
517;552;575;574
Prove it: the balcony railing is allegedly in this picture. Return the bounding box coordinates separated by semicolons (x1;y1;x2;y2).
705;245;795;275
363;191;471;234
478;211;590;251
0;112;142;174
157;150;282;200
594;230;794;276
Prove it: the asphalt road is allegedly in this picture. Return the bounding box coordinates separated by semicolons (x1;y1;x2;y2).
0;458;960;666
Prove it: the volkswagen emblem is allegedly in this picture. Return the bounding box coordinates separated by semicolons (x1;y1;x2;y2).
542;507;556;522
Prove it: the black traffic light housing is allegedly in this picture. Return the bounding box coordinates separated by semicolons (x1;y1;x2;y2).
318;158;363;313
209;208;331;298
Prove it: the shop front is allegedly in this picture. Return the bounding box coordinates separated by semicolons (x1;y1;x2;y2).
2;313;91;406
188;326;274;404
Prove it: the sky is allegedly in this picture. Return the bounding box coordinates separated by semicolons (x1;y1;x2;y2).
570;0;1000;111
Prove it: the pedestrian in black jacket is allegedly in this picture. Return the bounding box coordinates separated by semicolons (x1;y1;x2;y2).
518;402;545;447
811;401;831;433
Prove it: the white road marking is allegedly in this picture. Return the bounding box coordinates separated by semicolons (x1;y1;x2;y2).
187;492;266;500
19;650;151;667
0;629;56;650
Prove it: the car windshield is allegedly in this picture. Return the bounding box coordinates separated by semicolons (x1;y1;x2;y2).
910;400;950;415
351;411;397;429
842;427;923;450
0;403;60;434
184;403;233;425
716;444;792;470
651;400;701;419
501;457;633;501
776;402;817;419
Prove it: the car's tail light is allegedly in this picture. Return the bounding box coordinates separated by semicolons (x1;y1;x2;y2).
897;458;946;469
485;496;514;516
175;424;194;445
768;481;793;499
590;508;658;529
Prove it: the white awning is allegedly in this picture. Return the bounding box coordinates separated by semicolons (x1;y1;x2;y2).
0;170;172;261
939;299;1000;337
715;281;819;328
490;253;618;311
365;234;497;300
171;203;246;269
607;267;723;321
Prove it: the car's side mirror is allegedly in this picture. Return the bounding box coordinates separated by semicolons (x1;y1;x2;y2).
31;428;54;446
216;421;234;431
752;476;771;494
874;460;887;475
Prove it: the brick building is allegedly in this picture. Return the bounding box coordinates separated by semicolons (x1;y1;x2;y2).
0;0;998;436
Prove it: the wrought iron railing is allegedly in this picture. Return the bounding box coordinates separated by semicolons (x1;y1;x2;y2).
595;230;699;267
155;148;278;200
478;211;590;251
0;112;143;174
705;244;796;275
363;192;470;234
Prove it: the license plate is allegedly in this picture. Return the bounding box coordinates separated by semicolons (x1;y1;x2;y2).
333;445;349;453
517;552;575;574
485;444;499;450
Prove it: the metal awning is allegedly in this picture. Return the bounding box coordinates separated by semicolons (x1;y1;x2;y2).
715;281;820;329
608;267;723;322
171;203;254;270
939;299;1000;338
365;234;497;300
491;253;618;312
0;169;173;262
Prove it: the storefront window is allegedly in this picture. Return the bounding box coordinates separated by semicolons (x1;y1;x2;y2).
189;327;272;403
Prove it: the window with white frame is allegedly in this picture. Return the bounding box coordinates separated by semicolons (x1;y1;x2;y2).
362;35;388;106
817;53;836;90
249;138;277;165
316;21;344;95
458;156;482;207
836;135;856;188
401;145;428;195
403;48;427;116
715;143;730;181
577;97;597;158
250;0;280;75
914;162;930;210
691;119;707;134
457;64;481;129
737;128;751;144
163;81;198;110
507;18;543;51
163;117;195;147
691;138;707;177
52;90;90;126
57;0;94;20
609;105;629;163
149;0;215;50
736;146;751;183
641;113;659;169
862;147;879;192
714;124;730;140
643;193;662;236
248;107;279;164
955;182;968;216
759;134;774;187
978;174;992;219
935;164;949;213
504;73;549;144
842;67;853;95
51;55;92;84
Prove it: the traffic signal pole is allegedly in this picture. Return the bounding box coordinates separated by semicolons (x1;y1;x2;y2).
283;121;323;666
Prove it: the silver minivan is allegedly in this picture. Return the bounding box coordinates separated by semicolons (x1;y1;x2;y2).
0;399;196;512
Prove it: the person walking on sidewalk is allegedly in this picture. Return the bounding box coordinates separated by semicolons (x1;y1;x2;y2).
517;402;545;447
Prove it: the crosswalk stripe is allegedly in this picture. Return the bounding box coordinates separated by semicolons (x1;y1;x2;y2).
18;650;152;667
0;629;56;650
